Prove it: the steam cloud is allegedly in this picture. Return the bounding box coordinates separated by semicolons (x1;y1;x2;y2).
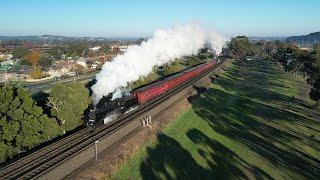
92;23;226;104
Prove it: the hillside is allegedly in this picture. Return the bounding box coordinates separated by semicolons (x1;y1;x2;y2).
113;59;320;179
286;32;320;46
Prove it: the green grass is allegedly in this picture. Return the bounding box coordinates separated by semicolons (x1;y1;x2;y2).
112;59;320;180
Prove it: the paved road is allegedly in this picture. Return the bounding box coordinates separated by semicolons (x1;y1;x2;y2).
23;73;97;94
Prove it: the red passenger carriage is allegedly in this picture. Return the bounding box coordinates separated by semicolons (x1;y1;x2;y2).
133;60;217;104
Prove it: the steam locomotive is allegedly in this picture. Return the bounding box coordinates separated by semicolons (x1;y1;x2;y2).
86;59;217;127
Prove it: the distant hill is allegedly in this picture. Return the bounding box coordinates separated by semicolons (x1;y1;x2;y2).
0;35;141;42
0;35;114;42
286;32;320;46
249;36;286;42
0;36;38;41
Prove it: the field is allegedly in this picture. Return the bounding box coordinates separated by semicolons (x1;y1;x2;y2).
113;59;320;179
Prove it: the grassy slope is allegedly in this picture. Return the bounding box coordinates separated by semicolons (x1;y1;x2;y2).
113;59;320;180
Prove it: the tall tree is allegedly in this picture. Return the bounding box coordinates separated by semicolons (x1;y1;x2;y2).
47;82;90;132
224;36;254;59
305;44;320;106
0;86;60;163
274;43;306;73
305;44;320;84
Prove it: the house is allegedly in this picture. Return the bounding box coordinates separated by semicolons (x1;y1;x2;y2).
0;60;15;71
90;46;101;51
47;64;71;77
0;53;12;61
110;44;129;52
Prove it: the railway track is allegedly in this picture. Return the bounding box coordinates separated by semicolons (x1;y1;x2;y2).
0;59;225;179
0;128;89;179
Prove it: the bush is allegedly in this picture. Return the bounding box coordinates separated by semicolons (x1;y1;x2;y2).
30;66;46;79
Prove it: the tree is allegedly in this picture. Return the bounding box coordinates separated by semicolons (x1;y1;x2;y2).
30;66;45;79
223;36;255;59
305;44;320;84
47;82;90;133
24;51;41;66
0;85;60;163
309;78;320;105
100;45;111;53
305;44;320;106
67;43;88;57
39;54;53;69
187;56;201;66
48;47;64;59
12;48;30;59
162;62;182;76
274;43;306;74
273;43;320;106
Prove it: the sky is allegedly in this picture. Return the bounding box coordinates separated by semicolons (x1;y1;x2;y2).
0;0;319;37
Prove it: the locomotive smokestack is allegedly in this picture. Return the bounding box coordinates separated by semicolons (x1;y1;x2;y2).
92;23;226;105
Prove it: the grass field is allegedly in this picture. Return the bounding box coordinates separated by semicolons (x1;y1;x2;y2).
113;59;320;180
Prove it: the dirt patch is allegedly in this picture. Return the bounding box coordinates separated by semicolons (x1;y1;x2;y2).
65;95;192;180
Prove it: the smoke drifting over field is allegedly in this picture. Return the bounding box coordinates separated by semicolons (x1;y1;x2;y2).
92;24;226;104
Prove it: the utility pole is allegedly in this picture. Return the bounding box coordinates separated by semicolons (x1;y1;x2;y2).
72;64;75;82
94;140;99;160
4;64;8;85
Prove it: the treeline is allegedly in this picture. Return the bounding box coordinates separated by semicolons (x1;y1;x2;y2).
223;36;320;106
222;36;281;60
0;82;90;163
273;43;320;105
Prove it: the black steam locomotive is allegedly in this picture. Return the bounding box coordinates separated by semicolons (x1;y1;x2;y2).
86;95;138;127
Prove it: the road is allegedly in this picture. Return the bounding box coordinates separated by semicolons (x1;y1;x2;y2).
23;73;97;94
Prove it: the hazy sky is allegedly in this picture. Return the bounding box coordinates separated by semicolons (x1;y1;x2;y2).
0;0;319;37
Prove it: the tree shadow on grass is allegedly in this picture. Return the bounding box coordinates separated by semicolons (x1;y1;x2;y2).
186;129;273;180
140;132;255;180
191;88;320;179
139;60;320;179
189;60;320;179
140;134;208;180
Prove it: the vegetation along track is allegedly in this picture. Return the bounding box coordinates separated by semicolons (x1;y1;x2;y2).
0;59;225;179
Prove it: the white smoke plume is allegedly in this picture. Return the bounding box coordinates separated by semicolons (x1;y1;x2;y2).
92;23;226;104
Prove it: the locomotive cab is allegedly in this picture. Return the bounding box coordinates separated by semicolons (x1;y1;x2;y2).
87;109;96;127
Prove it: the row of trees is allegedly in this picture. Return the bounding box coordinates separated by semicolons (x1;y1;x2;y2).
223;36;320;106
273;43;320;105
0;82;90;163
222;36;285;60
